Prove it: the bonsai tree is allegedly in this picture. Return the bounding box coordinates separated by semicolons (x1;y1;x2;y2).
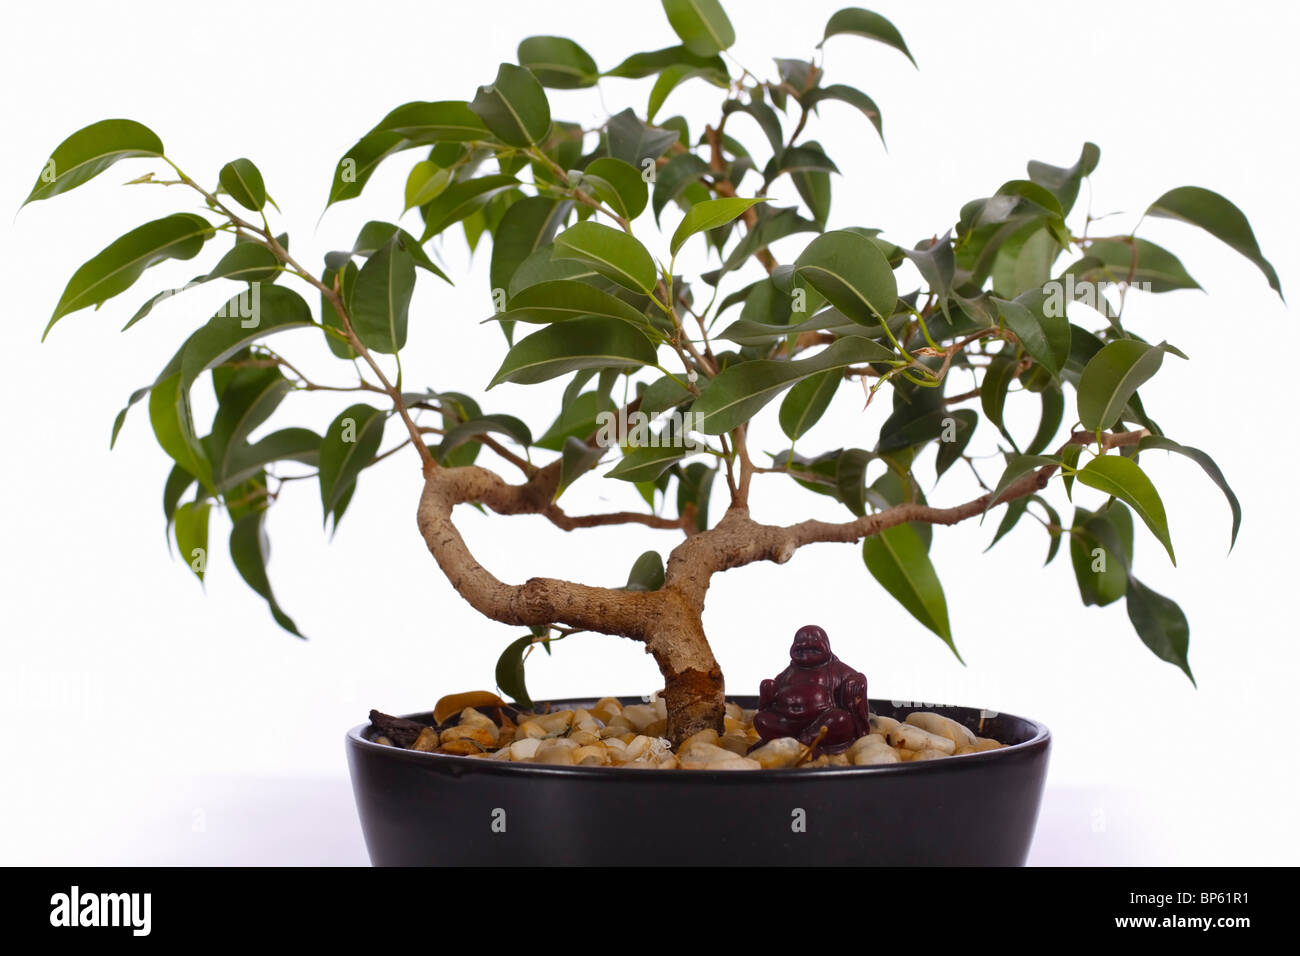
24;2;1277;744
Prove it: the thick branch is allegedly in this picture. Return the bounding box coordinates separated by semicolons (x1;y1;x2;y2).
417;465;663;636
417;464;725;740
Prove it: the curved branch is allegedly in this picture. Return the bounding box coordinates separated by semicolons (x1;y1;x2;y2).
543;504;694;532
664;429;1146;605
416;465;663;636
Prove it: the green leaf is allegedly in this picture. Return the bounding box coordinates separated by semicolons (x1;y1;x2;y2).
172;500;211;583
902;231;955;306
318;404;387;524
835;448;874;517
150;373;210;491
653;153;710;221
495;635;536;707
934;408;977;479
670;197;767;256
517;35;600;89
980;354;1017;442
371;100;489;141
490;197;569;302
1137;436;1241;550
24;119;164;205
506;246;602;298
605;46;727;80
626;551;666;591
794;230;898;327
1074;238;1200;293
470;63;552;147
1036;497;1063;565
803;85;884;144
229;511;303;638
1146;186;1282;297
1026;384;1065;456
1076;454;1175;564
582;157;649;220
779;369;840;442
110;386;150;448
792;166;831;228
320;261;357;360
179;285;314;393
863;524;958;657
1026;142;1099;217
677;461;716;532
207;366;294;483
1069;504;1131;606
693;336;894;434
349;237;415;354
558;436;607;495
437;415;533;462
209;242;280;285
537;391;616;450
640;374;694;415
605;109;682;168
876;386;946;453
221;428;321;491
163;463;195;537
985;497;1029;552
661;0;735;57
1061;442;1082;499
496;279;649;326
404;160;450;210
607;444;688;482
219;158;267;211
418;174;519;241
991;224;1058;299
45;213;213;336
1125;577;1194;684
984;454;1056;519
324;102;486;208
820;7;916;66
553;221;657;293
993;179;1066;222
1076;339;1164;431
349;221;449;281
997;289;1069;376
326;131;407;208
767;144;840;177
121;243;283;332
489;317;657;387
647;64;727;121
721;100;783;155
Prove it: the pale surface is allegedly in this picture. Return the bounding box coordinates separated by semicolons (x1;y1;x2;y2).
1;0;1296;865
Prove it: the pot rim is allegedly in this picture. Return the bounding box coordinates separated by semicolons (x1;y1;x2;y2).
346;697;1051;780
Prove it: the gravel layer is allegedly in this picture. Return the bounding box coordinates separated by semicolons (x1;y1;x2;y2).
371;695;1006;769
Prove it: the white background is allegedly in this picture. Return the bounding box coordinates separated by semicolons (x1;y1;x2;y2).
1;0;1296;865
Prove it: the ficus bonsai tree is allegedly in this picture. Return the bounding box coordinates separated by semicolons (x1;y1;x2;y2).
25;2;1278;744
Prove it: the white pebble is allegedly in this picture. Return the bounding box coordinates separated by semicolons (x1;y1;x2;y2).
905;712;976;748
887;723;956;754
748;737;805;769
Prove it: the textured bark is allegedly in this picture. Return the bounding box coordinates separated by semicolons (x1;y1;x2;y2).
644;595;724;740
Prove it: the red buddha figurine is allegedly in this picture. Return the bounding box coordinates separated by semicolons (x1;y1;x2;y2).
753;625;870;754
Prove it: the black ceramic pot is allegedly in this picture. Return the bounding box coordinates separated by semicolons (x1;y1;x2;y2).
346;696;1050;866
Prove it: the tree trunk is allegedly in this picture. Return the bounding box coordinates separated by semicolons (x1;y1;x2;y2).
645;595;725;742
